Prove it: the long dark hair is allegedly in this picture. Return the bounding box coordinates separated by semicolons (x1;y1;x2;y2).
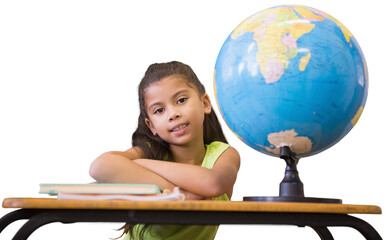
121;61;228;239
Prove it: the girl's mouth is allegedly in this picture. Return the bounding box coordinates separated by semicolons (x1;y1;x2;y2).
171;123;189;135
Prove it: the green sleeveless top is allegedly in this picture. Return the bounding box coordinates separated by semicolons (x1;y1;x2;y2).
125;141;230;240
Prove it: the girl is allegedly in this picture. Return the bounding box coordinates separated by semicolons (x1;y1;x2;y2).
89;61;240;239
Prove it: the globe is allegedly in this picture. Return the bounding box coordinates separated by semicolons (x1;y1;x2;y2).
214;5;368;159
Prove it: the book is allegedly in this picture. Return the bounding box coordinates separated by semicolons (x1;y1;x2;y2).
39;183;160;195
57;187;185;201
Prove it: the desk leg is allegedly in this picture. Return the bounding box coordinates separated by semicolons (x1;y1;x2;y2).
311;227;334;240
11;211;66;240
0;209;42;234
11;210;129;240
254;212;382;240
340;215;382;240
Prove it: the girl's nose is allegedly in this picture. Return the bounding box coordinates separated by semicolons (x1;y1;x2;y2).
169;110;181;121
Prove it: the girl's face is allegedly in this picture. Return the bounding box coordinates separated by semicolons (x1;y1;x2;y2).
144;75;211;146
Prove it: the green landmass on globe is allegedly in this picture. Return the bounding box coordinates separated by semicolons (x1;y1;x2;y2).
214;5;368;158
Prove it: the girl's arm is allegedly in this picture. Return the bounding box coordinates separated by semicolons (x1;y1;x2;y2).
89;147;176;191
133;147;240;198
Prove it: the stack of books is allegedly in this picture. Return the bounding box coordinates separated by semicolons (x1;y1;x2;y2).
39;183;185;201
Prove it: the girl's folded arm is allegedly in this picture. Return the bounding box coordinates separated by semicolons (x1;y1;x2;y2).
89;147;176;191
133;147;240;198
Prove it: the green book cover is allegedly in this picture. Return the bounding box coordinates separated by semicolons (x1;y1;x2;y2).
39;183;160;195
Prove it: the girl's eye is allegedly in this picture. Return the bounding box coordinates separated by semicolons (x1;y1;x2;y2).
177;97;188;104
154;108;164;114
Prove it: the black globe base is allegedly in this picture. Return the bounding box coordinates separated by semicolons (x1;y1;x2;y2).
243;196;342;203
243;146;342;204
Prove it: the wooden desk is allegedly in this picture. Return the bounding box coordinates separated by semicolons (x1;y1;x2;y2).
1;198;383;240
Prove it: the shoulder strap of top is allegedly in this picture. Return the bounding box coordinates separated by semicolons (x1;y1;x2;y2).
201;141;230;169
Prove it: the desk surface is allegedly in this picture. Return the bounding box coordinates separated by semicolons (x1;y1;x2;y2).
2;198;382;214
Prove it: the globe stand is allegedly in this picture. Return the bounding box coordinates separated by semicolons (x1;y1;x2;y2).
243;146;342;203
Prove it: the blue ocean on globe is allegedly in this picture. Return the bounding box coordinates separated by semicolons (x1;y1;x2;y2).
214;5;368;158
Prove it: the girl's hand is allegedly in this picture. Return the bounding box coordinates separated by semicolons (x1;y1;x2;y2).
180;189;211;200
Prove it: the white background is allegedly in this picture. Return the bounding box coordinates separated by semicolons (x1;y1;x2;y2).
0;0;386;239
